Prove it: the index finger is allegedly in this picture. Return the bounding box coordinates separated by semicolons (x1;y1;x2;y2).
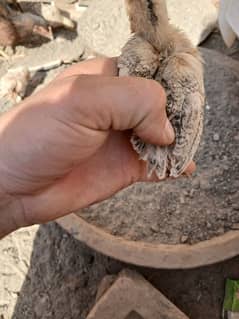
56;57;118;80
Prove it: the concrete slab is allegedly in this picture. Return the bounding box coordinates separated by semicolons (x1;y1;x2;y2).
87;269;189;319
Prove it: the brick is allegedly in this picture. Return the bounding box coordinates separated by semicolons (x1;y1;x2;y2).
87;270;189;319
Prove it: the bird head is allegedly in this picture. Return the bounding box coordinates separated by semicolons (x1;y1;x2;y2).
12;12;53;41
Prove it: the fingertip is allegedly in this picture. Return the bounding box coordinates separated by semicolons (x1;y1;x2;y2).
164;119;175;145
183;161;196;176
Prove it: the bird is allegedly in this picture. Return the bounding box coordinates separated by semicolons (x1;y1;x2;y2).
6;0;22;12
118;0;205;179
0;66;30;103
0;0;53;59
17;0;76;30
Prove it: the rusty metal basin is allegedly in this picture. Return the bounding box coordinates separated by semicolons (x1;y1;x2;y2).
57;214;239;269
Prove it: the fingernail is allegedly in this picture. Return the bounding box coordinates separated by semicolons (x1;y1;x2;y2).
165;119;175;143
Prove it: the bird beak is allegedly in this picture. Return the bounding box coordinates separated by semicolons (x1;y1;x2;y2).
33;25;54;40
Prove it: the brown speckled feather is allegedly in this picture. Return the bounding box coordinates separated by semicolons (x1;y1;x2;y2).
118;0;205;179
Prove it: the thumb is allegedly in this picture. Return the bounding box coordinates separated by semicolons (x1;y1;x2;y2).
132;79;175;145
61;75;175;146
108;76;175;146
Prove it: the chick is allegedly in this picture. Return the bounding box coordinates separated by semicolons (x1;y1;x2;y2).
18;0;75;30
6;0;22;12
118;0;205;179
0;66;30;103
0;0;52;58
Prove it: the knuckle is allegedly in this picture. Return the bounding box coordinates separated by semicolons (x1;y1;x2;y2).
142;79;167;111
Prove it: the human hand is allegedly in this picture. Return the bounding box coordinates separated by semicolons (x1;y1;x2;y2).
0;57;195;237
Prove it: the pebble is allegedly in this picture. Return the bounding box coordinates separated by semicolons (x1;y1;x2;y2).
213;133;220;141
234;134;239;141
181;235;189;243
179;195;185;204
206;103;211;110
206;222;212;228
150;225;160;233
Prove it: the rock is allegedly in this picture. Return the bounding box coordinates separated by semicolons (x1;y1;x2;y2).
213;133;220;141
181;235;189;243
179;195;185;204
234;134;239;142
77;0;218;56
150;225;160;233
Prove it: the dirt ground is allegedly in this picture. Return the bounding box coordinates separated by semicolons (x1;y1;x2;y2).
1;222;239;319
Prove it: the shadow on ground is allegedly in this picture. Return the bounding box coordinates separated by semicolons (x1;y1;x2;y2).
12;222;239;319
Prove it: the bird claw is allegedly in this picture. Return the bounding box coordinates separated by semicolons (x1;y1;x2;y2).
131;135;168;180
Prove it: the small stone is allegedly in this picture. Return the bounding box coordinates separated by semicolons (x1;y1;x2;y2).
234;134;239;141
206;222;212;228
181;235;189;243
213;133;220;141
180;195;185;204
150;225;160;233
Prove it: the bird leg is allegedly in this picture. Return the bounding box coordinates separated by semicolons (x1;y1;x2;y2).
124;0;171;51
118;35;170;178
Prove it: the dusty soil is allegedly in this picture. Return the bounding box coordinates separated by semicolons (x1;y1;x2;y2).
79;47;239;245
1;222;239;319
